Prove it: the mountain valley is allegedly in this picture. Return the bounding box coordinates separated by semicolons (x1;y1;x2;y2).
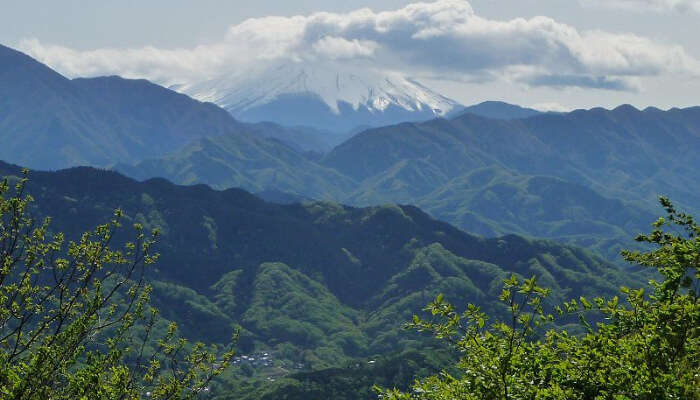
0;160;645;397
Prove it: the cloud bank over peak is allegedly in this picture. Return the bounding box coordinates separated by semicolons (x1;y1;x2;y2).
312;37;379;60
18;0;699;94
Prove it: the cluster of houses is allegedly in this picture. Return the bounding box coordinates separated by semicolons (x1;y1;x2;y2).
231;351;311;372
232;351;274;368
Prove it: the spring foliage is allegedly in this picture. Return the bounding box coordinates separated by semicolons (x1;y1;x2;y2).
0;171;236;399
380;197;700;400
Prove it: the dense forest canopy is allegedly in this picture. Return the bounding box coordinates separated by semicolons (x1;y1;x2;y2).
0;166;697;398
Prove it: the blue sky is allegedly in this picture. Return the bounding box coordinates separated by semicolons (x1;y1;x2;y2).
3;0;699;110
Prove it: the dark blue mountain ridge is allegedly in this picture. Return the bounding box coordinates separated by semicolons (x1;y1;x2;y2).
454;100;542;120
0;43;251;170
0;42;364;195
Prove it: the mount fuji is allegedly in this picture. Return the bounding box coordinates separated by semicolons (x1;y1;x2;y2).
177;61;462;133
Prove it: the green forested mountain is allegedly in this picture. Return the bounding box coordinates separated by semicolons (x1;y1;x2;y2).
321;106;700;259
326;106;700;209
413;167;657;260
0;161;642;397
116;104;698;262
115;132;354;199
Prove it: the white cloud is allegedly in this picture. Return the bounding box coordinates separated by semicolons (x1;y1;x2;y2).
18;0;700;91
312;37;379;60
18;39;228;86
580;0;700;12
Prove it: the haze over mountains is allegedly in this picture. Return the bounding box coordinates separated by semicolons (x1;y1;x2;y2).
0;44;244;170
2;43;699;265
0;44;349;168
1;39;696;398
121;97;700;260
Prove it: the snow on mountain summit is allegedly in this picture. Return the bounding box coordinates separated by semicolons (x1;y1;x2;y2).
177;61;461;132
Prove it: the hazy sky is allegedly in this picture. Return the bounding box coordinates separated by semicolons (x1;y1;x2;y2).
3;0;699;110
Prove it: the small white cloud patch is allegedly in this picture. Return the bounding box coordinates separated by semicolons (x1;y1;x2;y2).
312;37;379;60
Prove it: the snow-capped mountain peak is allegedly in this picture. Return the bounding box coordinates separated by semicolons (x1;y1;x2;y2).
177;61;461;132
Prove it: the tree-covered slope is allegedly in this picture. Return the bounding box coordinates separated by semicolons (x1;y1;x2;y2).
0;162;639;371
415;166;656;260
325;106;700;211
115;133;355;199
239;262;367;366
318;106;700;259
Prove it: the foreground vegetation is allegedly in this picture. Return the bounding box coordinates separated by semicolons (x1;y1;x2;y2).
380;197;699;399
1;167;697;398
0;172;236;399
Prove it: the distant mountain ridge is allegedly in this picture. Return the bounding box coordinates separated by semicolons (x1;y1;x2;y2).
0;43;356;192
457;101;542;120
2;43;698;265
0;43;244;170
324;105;700;207
110;102;700;261
115;132;355;199
240;121;350;154
320;104;700;258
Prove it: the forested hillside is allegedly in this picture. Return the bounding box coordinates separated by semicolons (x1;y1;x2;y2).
120;105;700;262
0;161;643;397
326;106;700;211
